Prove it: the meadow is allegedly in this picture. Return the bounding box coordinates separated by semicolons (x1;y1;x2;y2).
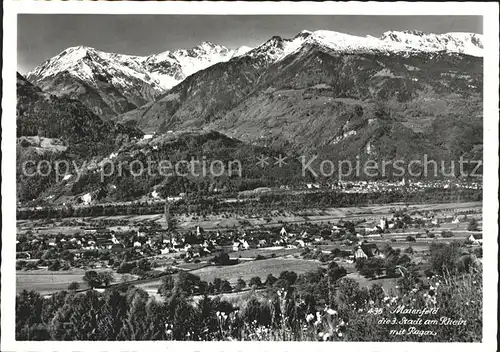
16;269;92;294
190;257;321;284
135;257;322;293
16;269;135;294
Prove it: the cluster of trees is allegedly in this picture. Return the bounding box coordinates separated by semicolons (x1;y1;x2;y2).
15;260;350;341
441;230;454;238
428;241;481;276
210;252;236;266
355;244;413;280
116;258;152;274
467;218;480;231
355;240;481;289
300;248;342;262
82;271;114;288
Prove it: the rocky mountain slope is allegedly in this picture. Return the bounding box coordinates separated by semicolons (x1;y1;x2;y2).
116;31;482;163
26;42;250;118
17;72;142;153
16;73;143;202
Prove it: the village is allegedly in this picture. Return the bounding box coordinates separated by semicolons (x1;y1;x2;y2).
16;199;482;297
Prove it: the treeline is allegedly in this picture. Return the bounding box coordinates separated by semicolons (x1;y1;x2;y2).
258;188;482;207
17;188;482;220
16;241;482;341
16;263;349;341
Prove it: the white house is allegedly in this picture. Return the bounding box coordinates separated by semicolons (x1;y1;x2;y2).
354;246;368;260
233;241;242;252
366;226;380;233
296;239;306;248
242;239;250;250
82;193;92;205
233;239;249;251
280;227;287;236
379;218;388;229
468;234;483;245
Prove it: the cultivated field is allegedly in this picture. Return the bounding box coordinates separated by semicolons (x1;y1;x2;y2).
16;270;89;294
135;257;322;292
190;257;321;284
16;269;136;294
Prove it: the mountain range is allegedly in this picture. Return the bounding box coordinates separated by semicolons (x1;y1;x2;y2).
26;30;482;119
18;29;483;204
116;30;482;157
26;42;251;118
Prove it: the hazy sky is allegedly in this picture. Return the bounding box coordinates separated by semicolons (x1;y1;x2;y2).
18;15;482;74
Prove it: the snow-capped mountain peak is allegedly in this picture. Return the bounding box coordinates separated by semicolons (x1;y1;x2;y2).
146;41;234;84
26;41;253;118
28;41;248;93
231;45;253;58
294;30;313;38
29;45;96;80
245;29;483;65
379;30;483;56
